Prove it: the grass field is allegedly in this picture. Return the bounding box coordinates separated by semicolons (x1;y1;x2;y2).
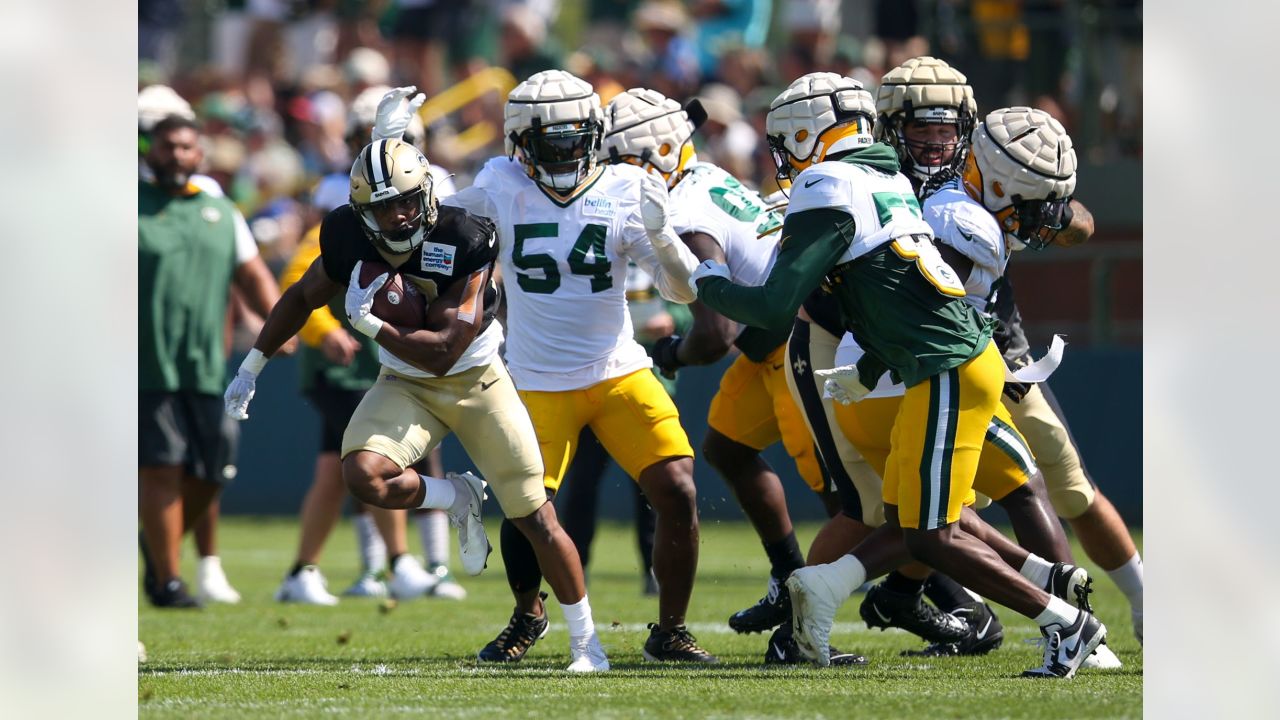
139;518;1142;719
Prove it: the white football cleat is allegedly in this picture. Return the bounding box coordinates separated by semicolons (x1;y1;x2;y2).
447;472;492;576
342;571;389;598
196;556;242;604
274;565;339;606
566;633;610;673
1022;611;1107;679
786;565;846;667
1083;642;1123;669
427;564;467;600
389;554;438;600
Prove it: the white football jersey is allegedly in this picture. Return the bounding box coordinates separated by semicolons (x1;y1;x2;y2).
922;177;1009;315
445;158;686;391
786;160;936;265
669;162;781;287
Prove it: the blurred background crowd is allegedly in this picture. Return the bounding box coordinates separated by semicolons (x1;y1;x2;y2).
139;0;1142;285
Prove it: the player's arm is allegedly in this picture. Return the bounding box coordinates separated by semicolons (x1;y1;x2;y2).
1054;199;1094;247
630;173;699;303
937;243;974;283
696;208;853;332
373;267;490;377
224;258;343;418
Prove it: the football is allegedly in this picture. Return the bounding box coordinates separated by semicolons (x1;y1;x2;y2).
358;260;426;328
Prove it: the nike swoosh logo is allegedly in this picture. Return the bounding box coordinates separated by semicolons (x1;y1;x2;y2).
1061;632;1083;661
771;643;786;659
804;177;825;188
975;615;993;640
873;605;892;624
480;378;499;391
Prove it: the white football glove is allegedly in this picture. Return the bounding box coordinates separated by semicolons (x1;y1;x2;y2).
688;259;731;295
814;364;873;405
640;171;670;244
346;261;388;338
372;86;426;142
224;349;268;419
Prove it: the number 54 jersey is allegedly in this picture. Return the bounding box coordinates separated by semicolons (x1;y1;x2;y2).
445;157;685;392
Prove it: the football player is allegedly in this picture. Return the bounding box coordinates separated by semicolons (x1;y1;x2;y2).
691;72;1108;678
223;138;609;672
426;71;716;663
599;87;863;666
780;60;1085;660
881;56;1143;648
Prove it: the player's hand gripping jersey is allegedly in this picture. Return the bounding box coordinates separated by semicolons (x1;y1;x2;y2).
318;203;503;377
447;159;696;391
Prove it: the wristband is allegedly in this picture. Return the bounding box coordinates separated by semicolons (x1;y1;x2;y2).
239;348;268;377
351;313;385;339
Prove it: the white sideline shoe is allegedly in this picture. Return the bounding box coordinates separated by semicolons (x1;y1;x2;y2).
197;556;241;604
389;555;438;600
427;564;467;600
786;565;845;667
447;472;492;576
567;633;610;672
342;571;388;598
274;565;339;606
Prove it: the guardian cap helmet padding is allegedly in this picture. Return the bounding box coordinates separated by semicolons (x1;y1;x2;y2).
504;70;605;194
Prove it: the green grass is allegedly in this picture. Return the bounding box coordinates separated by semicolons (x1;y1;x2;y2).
139;518;1142;719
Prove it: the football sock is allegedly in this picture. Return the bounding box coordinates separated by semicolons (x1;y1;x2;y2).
561;594;595;639
289;561;307;577
500;518;545;594
417;509;450;567
824;555;868;599
1105;552;1143;609
353;513;386;573
883;571;926;596
922;573;975;611
763;532;806;579
1019;554;1054;588
417;472;458;511
1034;595;1081;629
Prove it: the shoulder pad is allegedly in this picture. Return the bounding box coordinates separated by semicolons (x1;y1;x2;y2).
786;163;854;216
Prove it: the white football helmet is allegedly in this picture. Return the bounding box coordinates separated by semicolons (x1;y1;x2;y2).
765;73;876;182
138;85;196;133
875;56;977;187
962;107;1077;250
504;70;605;194
350;85;426;148
601;88;698;188
349;138;438;255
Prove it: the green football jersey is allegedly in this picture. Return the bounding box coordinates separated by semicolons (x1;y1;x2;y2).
696;144;992;389
138;181;239;394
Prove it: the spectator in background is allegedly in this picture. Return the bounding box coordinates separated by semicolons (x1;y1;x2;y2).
715;45;767;101
499;4;563;83
345;47;394;97
692;83;757;187
390;0;476;98
690;0;772;81
632;1;702;100
782;0;842;76
139;110;289;608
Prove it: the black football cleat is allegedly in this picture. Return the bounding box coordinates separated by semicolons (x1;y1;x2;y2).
728;575;791;634
764;624;867;666
477;592;549;663
1045;562;1094;612
859;583;968;644
901;601;1004;657
1022;611;1107;679
643;623;719;663
149;578;203;609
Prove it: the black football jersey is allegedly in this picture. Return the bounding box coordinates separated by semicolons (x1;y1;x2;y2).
319;203;502;333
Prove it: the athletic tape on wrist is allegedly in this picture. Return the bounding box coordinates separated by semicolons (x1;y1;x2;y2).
240;348;268;376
